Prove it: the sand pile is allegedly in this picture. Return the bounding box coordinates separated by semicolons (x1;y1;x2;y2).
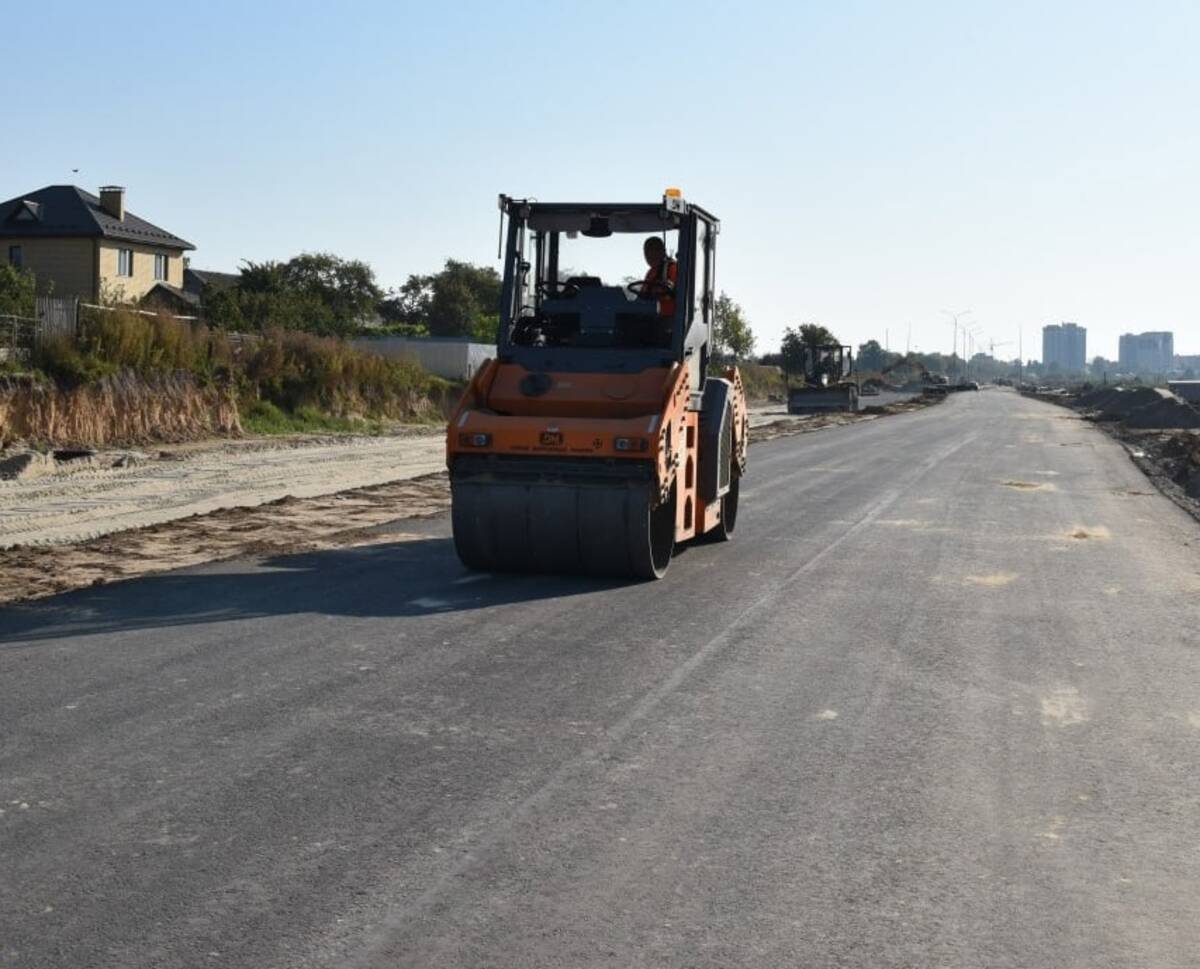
0;371;242;448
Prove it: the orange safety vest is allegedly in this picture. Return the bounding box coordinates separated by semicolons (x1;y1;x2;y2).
642;257;678;317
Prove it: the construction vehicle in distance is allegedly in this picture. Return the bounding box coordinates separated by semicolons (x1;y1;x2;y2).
445;190;748;580
786;344;858;414
877;353;948;395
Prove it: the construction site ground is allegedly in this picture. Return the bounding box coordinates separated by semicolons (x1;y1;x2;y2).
0;397;927;605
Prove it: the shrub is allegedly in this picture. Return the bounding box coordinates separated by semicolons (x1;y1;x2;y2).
243;328;442;418
735;363;788;401
0;265;37;318
28;308;446;429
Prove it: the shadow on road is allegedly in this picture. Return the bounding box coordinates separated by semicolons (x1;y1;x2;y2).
0;537;631;645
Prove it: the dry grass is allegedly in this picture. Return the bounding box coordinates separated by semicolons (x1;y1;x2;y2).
16;309;450;444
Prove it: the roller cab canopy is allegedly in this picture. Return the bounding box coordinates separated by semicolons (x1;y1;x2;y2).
495;193;721;383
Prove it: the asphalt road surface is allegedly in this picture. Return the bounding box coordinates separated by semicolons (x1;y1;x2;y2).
3;389;1199;968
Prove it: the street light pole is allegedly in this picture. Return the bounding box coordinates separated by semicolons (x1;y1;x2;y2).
942;309;972;381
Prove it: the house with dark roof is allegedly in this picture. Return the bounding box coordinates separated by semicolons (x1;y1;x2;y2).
140;266;244;317
183;267;240;296
0;185;194;303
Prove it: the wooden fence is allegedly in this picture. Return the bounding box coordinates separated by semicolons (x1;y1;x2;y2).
35;296;79;340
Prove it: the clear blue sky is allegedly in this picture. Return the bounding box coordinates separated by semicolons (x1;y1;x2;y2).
8;0;1199;359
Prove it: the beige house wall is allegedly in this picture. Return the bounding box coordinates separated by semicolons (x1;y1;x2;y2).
97;242;185;302
0;236;98;298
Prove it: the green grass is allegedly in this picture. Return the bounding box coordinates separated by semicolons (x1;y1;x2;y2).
241;400;388;436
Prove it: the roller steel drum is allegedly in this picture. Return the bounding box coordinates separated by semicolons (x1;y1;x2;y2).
451;468;675;580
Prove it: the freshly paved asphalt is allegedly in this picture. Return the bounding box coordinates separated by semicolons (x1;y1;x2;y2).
3;389;1199;968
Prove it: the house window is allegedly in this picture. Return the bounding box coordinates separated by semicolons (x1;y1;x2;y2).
118;249;133;277
7;245;21;268
154;253;169;281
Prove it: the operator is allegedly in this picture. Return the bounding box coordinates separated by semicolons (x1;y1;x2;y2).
640;236;677;317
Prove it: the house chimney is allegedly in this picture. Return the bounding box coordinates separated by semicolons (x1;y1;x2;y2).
99;185;125;221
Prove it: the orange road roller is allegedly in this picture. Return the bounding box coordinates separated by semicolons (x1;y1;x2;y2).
446;190;748;579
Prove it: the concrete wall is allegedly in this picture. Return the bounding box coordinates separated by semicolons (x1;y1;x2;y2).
0;236;97;298
98;242;185;302
351;337;494;381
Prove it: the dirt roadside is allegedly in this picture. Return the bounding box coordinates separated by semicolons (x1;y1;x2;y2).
0;474;451;605
0;429;445;548
1020;388;1200;525
0;396;938;606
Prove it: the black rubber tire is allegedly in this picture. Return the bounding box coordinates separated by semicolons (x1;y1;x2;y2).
451;477;674;580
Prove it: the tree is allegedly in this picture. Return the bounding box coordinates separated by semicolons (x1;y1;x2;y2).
280;252;381;325
429;260;501;337
383;260;502;338
780;322;842;382
473;313;499;344
711;291;756;361
0;265;36;318
780;328;806;380
798;322;838;347
204;252;384;337
379;275;435;330
857;339;886;372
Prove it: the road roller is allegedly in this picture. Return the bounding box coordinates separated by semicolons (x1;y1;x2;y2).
786;344;858;413
445;190;748;579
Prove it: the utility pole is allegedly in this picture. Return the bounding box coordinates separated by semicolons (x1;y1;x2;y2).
942;309;972;381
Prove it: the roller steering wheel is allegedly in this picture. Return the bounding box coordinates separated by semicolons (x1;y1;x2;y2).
625;279;659;300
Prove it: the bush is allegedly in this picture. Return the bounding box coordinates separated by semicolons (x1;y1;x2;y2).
0;265;37;318
243;328;443;418
65;307;235;379
29;308;447;429
735;363;787;401
31;335;118;386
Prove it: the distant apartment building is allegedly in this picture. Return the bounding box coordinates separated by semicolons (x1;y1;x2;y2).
1118;331;1174;373
1175;354;1200;375
1042;322;1087;372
